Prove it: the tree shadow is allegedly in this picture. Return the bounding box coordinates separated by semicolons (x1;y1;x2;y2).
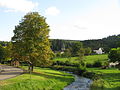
43;71;72;76
31;71;74;83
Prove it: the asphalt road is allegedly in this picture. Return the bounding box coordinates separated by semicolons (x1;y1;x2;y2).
0;65;23;80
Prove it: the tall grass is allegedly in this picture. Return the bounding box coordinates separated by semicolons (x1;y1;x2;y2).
88;68;120;90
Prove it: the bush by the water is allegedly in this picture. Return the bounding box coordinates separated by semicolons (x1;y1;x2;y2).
93;60;102;67
52;60;79;67
51;65;86;76
82;71;103;80
86;60;102;68
86;63;93;68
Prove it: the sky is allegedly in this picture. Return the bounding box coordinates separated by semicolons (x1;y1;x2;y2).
0;0;120;41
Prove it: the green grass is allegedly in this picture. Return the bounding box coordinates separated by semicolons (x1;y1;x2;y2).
88;68;120;90
53;54;108;64
53;57;77;62
85;54;108;64
53;54;120;90
0;66;74;90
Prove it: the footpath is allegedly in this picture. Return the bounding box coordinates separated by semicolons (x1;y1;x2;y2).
0;65;23;80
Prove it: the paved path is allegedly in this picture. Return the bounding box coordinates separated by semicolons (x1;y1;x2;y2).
0;65;23;80
64;75;92;90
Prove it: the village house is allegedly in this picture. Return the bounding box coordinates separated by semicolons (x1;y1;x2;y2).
93;48;104;54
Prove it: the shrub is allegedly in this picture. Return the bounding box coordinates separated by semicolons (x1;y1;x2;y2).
93;60;102;67
55;52;61;57
90;79;106;90
86;63;93;68
82;71;103;80
51;65;86;75
52;60;79;67
76;65;86;75
82;71;96;79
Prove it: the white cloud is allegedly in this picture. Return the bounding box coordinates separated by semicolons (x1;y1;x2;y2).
0;0;38;12
49;0;120;40
45;6;60;16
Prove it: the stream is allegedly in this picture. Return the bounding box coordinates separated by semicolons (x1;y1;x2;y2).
64;74;92;90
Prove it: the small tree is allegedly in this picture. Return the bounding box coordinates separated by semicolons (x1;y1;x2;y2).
76;48;86;70
77;48;85;61
11;12;54;71
108;48;120;63
84;47;91;55
63;49;71;57
0;45;5;63
108;48;120;69
71;42;83;56
4;43;12;61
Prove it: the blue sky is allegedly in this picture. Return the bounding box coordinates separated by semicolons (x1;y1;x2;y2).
0;0;120;41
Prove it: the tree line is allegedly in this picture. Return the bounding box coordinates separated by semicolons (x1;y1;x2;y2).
50;34;120;53
82;34;120;52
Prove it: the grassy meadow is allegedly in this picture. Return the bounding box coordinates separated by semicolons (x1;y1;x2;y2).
84;54;108;64
0;66;74;90
88;68;120;90
54;54;120;90
53;54;108;64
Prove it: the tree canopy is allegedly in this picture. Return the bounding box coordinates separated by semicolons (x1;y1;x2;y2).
11;12;54;70
0;45;5;62
108;47;120;63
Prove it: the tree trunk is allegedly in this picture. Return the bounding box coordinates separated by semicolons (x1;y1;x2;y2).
31;64;33;71
28;62;33;72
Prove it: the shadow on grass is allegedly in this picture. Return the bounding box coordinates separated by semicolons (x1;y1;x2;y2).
43;71;72;76
31;71;74;83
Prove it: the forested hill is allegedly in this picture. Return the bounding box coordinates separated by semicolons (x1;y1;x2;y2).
50;39;81;51
0;34;120;53
82;34;120;51
50;34;120;53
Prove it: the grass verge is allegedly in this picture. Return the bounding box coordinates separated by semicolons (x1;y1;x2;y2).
0;66;74;90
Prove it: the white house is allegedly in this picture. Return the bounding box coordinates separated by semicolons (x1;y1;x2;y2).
93;48;104;54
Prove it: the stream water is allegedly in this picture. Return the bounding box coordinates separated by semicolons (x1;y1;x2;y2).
64;74;92;90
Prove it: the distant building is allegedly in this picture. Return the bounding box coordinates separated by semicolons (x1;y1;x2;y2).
93;48;104;54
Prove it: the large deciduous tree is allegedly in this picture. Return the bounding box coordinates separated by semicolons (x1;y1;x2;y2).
11;12;54;71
